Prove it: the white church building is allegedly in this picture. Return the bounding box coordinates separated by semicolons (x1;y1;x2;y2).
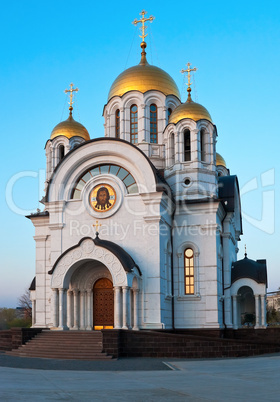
28;11;267;332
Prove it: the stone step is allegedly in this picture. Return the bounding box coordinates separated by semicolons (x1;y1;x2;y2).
4;330;113;360
24;340;103;345
6;351;112;360
19;347;104;353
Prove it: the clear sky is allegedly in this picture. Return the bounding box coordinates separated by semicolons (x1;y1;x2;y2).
1;0;279;307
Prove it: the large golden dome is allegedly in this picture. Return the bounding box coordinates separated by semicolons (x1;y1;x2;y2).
108;43;180;101
169;99;212;124
50;112;90;141
216;153;226;167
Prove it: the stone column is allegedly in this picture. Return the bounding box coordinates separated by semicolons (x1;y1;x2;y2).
58;288;66;330
122;286;129;329
31;299;36;326
138;104;146;143
52;288;58;328
114;286;122;329
80;290;86;330
232;295;238;329
67;290;73;329
191;129;199;162
73;289;79;330
133;289;139;330
260;295;266;327
175;131;180;163
86;289;93;330
127;289;131;329
255;294;260;328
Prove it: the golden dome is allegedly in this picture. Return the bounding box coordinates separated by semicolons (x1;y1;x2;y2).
108;43;180;101
169;99;212;124
216;153;226;168
50;112;90;141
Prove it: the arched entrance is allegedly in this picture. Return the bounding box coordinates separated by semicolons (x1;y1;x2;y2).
93;278;114;330
50;238;141;331
239;286;255;327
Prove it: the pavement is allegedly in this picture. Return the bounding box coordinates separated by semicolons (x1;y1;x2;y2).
0;353;280;401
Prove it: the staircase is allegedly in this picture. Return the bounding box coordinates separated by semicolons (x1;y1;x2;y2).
5;330;113;360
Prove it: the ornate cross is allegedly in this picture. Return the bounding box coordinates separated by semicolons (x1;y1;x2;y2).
93;220;102;233
64;83;79;109
181;62;197;90
132;10;155;42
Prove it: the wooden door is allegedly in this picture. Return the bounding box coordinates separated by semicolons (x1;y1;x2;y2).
93;278;114;329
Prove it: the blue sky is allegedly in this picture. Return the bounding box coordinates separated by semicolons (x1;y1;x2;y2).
1;0;279;307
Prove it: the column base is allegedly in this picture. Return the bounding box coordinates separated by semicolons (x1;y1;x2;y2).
57;326;69;331
133;326;139;331
86;326;93;331
122;325;128;330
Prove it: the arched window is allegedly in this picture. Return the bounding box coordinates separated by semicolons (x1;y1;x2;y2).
59;145;65;161
200;129;206;162
170;132;175;165
184;248;194;294
184;129;191;161
150;104;157;143
130;105;138;144
115;109;120;138
168;108;172;119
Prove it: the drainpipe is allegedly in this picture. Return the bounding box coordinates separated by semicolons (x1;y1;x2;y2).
221;210;230;331
170;203;176;331
221;211;227;333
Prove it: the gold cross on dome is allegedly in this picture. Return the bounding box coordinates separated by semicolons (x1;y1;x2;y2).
93;220;102;233
132;10;155;42
181;62;197;90
64;83;79;109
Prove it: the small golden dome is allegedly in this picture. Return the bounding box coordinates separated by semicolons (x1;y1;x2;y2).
108;43;180;101
169;99;212;124
216;153;226;168
50;113;90;141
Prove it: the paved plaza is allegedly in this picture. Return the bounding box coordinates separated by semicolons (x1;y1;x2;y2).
0;354;280;401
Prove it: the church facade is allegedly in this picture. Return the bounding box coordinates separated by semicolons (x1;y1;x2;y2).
28;12;267;331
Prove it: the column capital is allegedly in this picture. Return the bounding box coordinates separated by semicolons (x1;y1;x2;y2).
67;289;73;295
132;288;140;294
122;286;129;291
72;288;79;296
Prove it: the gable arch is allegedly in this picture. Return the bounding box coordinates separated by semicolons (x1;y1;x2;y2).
47;138;162;202
50;238;130;289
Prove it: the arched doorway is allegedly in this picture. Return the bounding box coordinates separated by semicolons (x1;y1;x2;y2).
93;278;114;330
239;286;255;327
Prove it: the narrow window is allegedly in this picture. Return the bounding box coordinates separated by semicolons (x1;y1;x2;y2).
184;130;191;161
200;129;206;162
59;145;65;161
115;109;120;138
130;105;138;144
184;248;194;295
150;104;157;143
168;108;172;119
170;132;175;165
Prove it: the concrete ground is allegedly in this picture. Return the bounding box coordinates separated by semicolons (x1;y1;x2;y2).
0;353;280;401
